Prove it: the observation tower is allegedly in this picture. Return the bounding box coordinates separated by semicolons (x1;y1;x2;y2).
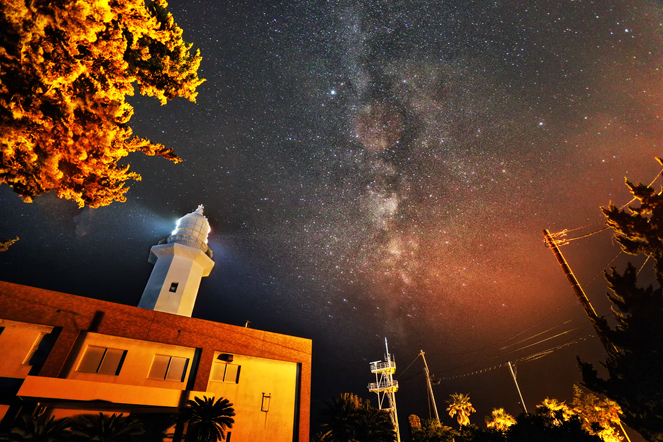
368;338;401;442
138;205;214;317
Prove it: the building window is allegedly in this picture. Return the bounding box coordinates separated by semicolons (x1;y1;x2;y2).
148;355;189;382
23;332;46;365
77;346;127;375
169;282;179;293
211;363;241;383
261;393;271;412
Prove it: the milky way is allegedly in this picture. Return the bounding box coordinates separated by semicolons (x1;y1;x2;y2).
1;0;662;433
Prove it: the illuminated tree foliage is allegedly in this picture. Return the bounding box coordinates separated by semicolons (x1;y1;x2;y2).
571;385;625;442
579;158;663;442
0;0;204;207
409;417;457;442
407;396;606;442
505;409;601;442
0;236;18;252
485;409;516;432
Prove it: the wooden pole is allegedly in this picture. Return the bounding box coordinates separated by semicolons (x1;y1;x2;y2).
420;350;440;421
507;361;528;414
542;229;611;352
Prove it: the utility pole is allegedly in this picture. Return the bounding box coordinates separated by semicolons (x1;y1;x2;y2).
507;361;527;414
543;231;631;440
542;229;611;352
420;350;440;421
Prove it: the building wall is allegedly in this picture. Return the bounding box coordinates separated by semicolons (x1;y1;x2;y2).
208;352;299;442
0;320;53;380
0;281;312;442
0;319;55;421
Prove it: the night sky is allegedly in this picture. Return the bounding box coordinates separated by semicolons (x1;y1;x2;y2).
1;0;663;437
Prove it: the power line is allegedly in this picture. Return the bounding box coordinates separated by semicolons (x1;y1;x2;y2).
499;322;589;355
498;320;574;351
398;321;581;382
435;335;594;381
398;322;595;384
564;227;610;243
433;322;591;377
584;249;623;287
637;255;651;276
396;353;422;380
427;294;578;358
560;222;605;235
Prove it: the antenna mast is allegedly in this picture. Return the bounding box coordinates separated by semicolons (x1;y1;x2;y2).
368;338;401;442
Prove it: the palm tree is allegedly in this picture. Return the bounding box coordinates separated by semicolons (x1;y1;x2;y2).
446;393;476;427
319;393;361;441
536;398;573;426
182;396;235;442
485;408;516;432
0;407;71;442
356;406;396;442
319;393;395;442
70;413;144;442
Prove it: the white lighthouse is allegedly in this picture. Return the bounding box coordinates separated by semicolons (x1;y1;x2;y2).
138;205;214;317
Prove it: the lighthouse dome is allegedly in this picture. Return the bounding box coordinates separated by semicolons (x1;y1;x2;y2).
167;205;210;252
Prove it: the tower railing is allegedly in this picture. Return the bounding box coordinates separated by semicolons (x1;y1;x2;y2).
368;379;398;392
167;235;209;253
370;360;396;373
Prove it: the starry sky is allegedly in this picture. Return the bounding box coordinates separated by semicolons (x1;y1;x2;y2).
1;0;663;436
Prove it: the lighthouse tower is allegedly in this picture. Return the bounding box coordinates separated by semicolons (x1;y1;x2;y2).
138;205;214;317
